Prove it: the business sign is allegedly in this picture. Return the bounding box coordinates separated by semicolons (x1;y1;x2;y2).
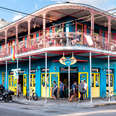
41;68;49;72
106;69;114;73
59;56;77;66
60;67;78;72
92;68;100;72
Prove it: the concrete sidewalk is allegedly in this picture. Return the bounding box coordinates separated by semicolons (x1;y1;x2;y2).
12;97;116;108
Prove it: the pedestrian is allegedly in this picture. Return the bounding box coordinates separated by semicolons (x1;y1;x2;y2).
83;80;87;99
18;84;21;97
52;80;58;100
69;81;78;102
79;80;85;101
60;81;64;98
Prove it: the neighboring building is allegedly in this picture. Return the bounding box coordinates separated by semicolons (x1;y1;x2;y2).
0;3;116;99
0;18;9;28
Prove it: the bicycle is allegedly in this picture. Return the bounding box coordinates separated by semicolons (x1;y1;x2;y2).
26;89;38;101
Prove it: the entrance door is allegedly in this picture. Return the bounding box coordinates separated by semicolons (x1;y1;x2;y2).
8;75;17;95
23;74;27;96
60;73;78;98
78;72;88;98
41;73;50;97
30;74;35;96
50;72;60;97
91;73;100;98
106;74;114;94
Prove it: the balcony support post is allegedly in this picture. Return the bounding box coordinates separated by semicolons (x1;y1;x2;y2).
89;51;92;103
108;17;111;50
45;52;48;103
107;16;111;102
90;12;94;47
43;13;46;48
5;60;8;89
16;25;19;54
29;55;31;101
28;20;31;49
5;30;7;55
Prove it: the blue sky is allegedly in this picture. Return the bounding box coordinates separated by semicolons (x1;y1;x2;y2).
0;0;116;22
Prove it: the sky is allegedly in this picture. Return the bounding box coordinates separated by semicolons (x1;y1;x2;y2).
0;0;116;22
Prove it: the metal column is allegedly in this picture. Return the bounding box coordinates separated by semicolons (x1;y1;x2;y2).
68;66;70;98
107;17;111;102
43;14;46;48
29;56;31;100
45;52;47;103
90;52;92;103
5;61;7;89
17;58;19;96
108;55;110;102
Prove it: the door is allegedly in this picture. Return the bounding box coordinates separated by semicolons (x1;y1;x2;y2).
8;75;17;95
75;23;83;45
30;74;35;96
23;74;27;96
78;72;88;98
91;73;100;98
106;74;114;94
50;72;60;98
41;73;50;97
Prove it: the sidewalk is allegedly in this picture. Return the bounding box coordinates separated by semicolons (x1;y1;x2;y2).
12;97;116;108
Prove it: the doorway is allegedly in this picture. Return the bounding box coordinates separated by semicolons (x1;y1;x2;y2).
106;74;114;95
60;73;78;98
91;73;100;98
18;75;23;95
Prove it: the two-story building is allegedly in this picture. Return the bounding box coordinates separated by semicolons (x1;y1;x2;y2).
0;3;116;99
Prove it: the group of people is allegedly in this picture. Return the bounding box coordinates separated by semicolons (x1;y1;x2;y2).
52;80;87;102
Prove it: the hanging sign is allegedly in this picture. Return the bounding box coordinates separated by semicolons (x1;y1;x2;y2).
59;56;77;66
106;69;114;73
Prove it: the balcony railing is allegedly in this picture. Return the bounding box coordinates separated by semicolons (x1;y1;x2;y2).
0;31;116;58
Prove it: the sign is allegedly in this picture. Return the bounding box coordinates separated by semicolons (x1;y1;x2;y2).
60;67;78;72
92;68;100;72
41;68;49;72
59;56;77;66
30;70;36;73
106;69;114;73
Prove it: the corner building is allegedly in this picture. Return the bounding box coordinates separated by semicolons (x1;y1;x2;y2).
0;3;116;99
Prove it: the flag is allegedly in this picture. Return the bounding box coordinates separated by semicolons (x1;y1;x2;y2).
11;42;15;61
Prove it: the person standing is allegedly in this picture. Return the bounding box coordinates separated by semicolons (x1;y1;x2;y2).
52;80;58;100
84;80;87;99
60;81;64;98
69;81;78;102
79;80;85;101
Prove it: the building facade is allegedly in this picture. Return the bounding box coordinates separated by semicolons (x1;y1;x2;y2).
0;3;116;99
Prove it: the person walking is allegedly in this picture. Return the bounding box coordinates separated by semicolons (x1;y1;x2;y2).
60;81;64;98
69;81;78;102
52;80;58;100
83;80;87;99
79;80;85;101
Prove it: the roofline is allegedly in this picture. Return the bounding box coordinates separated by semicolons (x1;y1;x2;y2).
0;3;116;32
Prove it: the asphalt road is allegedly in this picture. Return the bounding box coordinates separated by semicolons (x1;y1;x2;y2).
0;102;116;116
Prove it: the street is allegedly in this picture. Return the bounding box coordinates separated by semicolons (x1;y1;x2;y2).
0;101;116;116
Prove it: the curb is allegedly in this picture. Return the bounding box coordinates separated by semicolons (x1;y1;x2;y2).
94;102;116;107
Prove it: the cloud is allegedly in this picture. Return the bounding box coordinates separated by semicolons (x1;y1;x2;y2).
12;13;23;21
50;0;109;9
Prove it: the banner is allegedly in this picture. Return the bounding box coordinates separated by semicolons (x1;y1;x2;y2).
11;42;15;61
